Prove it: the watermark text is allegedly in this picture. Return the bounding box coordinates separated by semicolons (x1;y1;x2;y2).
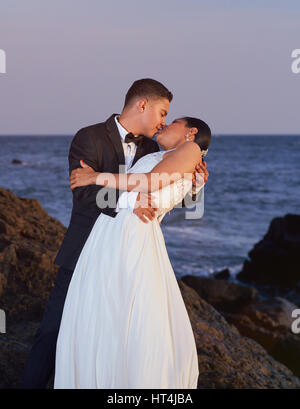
0;309;6;333
93;166;205;220
291;309;300;334
0;49;6;74
291;49;300;74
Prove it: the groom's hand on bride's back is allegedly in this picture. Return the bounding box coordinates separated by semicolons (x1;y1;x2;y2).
193;161;209;185
133;193;158;223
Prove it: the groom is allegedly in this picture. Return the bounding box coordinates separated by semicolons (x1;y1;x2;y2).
19;78;208;388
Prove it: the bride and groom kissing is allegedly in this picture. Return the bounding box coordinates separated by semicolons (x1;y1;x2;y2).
20;78;211;389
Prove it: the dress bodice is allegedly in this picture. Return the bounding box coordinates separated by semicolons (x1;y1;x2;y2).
128;149;193;223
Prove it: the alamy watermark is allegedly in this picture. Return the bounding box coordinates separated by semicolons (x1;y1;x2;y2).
0;49;6;74
94;166;205;220
0;309;6;333
291;49;300;74
291;309;300;334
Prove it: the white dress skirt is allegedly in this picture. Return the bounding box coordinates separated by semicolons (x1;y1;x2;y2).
54;149;200;389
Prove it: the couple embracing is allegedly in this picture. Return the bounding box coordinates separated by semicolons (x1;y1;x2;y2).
20;78;211;389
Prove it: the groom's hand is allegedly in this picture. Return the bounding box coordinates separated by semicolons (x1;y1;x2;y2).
133;193;158;223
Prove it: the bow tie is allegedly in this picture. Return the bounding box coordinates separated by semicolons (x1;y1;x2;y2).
124;132;143;146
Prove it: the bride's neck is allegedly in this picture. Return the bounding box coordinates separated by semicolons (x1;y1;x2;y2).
164;140;188;151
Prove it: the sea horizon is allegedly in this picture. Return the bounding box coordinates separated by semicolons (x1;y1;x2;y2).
1;133;300;137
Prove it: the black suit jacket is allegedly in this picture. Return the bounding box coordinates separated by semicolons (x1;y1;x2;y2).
54;113;160;271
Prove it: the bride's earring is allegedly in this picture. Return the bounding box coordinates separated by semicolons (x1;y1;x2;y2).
185;133;190;141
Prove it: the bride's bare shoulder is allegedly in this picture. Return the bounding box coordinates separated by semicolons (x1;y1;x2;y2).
151;141;201;175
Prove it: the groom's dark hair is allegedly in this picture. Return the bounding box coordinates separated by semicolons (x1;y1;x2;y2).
124;78;173;108
181;117;211;150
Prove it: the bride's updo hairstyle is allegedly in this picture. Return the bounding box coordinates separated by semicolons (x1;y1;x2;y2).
181;117;211;154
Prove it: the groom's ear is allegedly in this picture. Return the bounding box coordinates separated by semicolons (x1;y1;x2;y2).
137;98;148;113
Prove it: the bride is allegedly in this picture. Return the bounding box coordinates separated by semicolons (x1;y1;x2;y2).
54;117;211;389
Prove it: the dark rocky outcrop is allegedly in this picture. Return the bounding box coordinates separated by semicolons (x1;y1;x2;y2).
11;159;24;165
181;275;300;379
213;268;230;280
0;187;67;322
0;187;67;388
179;280;300;389
237;214;300;289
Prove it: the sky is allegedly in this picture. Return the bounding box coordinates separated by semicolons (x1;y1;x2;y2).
0;0;299;135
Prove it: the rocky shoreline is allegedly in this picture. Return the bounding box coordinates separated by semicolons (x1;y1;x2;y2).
0;187;299;389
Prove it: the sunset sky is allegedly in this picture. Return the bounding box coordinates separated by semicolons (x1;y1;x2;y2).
0;0;299;135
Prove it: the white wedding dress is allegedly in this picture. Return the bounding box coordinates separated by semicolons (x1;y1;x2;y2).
54;149;200;389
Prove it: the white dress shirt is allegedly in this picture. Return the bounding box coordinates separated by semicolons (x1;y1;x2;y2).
114;115;138;170
114;115;139;212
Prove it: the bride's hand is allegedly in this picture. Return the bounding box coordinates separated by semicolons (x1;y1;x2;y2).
70;160;97;190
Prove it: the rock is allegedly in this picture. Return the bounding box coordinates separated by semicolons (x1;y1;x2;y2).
281;287;300;307
178;280;300;388
0;321;39;389
181;275;300;379
224;297;300;377
181;275;259;313
0;187;67;322
237;214;300;289
0;187;67;388
213;268;230;280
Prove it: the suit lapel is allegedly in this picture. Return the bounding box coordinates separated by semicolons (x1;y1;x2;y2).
131;142;145;167
105;113;150;169
105;114;125;166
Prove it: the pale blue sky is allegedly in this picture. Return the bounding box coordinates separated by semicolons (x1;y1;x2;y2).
0;0;299;134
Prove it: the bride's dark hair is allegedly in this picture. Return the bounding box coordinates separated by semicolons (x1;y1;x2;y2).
181;117;211;151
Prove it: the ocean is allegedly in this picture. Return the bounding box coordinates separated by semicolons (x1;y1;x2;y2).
1;134;299;281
